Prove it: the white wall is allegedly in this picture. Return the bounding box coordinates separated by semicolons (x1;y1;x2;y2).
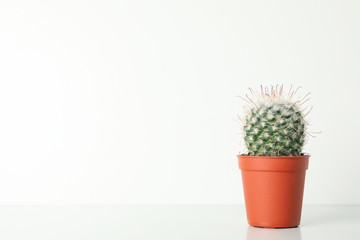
0;0;359;205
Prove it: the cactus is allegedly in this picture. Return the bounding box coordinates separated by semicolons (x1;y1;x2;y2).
240;85;312;156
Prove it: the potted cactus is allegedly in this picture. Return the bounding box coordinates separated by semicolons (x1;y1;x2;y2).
237;85;315;228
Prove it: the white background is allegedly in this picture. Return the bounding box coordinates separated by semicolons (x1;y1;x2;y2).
0;0;359;205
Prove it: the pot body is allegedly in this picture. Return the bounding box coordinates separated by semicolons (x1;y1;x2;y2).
238;155;309;228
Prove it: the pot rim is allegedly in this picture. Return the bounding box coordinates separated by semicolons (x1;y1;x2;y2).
238;155;310;171
236;154;311;158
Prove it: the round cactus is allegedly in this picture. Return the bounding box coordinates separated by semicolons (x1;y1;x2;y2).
240;85;312;156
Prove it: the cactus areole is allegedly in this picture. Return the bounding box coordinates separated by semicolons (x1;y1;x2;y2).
240;85;311;156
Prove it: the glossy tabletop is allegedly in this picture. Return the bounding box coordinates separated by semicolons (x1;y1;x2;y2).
0;205;358;240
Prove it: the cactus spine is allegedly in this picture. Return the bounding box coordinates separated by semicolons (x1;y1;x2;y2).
240;85;311;156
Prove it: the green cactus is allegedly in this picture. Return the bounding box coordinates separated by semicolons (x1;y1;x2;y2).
240;85;311;156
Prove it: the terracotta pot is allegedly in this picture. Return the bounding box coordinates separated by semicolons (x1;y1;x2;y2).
238;155;309;228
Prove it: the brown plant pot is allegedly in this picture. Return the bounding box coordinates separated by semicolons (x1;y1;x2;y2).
238;155;309;228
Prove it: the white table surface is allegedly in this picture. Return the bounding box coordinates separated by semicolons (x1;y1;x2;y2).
0;205;358;240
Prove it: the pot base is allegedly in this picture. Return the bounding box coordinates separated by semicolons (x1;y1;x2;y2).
248;219;300;228
251;225;299;229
